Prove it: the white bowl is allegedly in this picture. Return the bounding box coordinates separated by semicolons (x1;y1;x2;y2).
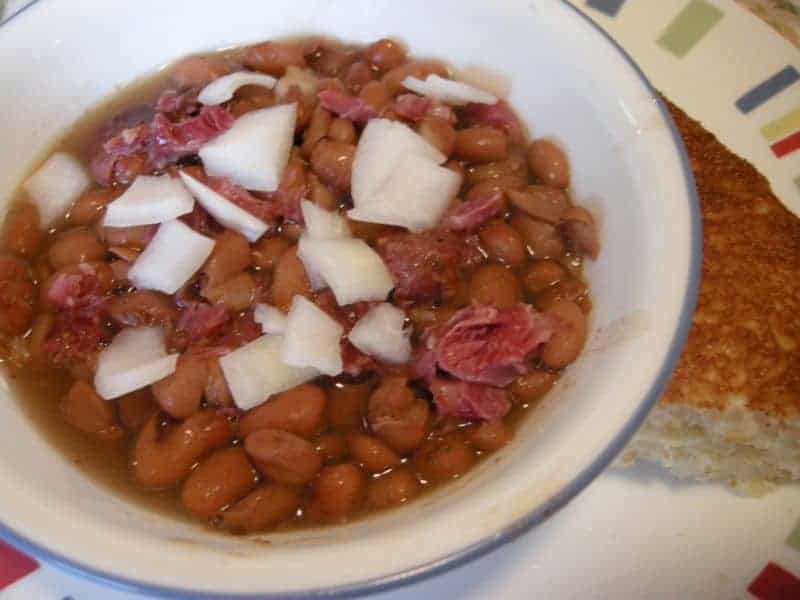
0;0;700;596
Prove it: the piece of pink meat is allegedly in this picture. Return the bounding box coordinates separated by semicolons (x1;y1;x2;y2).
443;191;504;232
318;89;378;123
429;378;511;421
422;303;555;386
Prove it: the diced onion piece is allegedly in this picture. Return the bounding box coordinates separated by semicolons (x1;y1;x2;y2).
351;119;445;206
348;153;461;232
102;175;194;227
301;199;350;240
178;172;268;242
197;71;277;105
281;296;344;376
94;327;178;400
199;103;296;192
297;236;394;305
23;152;90;228
453;66;510;99
348;303;411;364
219;334;318;411
128;219;215;294
402;74;498;106
253;303;287;335
275;66;319;98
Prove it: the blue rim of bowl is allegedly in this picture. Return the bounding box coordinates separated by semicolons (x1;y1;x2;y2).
0;0;702;597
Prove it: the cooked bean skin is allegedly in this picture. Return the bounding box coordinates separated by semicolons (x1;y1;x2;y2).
181;447;257;519
454;127;508;163
239;384;326;439
468;263;522;308
221;484;300;533
527;139;570;189
3;35;597;533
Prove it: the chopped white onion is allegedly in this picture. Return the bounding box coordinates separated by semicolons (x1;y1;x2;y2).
219;334;318;411
348;303;411;365
199;103;296;192
281;296;344;376
102;175;194;227
275;66;319;98
94;327;178;400
348;153;461;232
197;71;277;105
23;152;90;228
128;219;215;294
351;119;445;207
253;303;287;335
178;172;268;242
300;199;350;240
297;236;394;306
402;74;498;106
453;65;510;99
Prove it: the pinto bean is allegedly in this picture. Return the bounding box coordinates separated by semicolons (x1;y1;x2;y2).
366;468;420;510
307;173;339;211
465;176;526;205
310;140;355;192
243;41;306;76
151;353;207;419
359;81;393;112
541;299;587;369
239;383;326;439
246;428;322;485
527;139;570;189
27;313;53;362
99;224;156;249
221;483;300;533
181;447;257;519
521;260;567;295
132;410;233;489
468;263;522;309
363;39;407;74
59;380;122;441
468;420;510;451
455;127;508;163
533;278;590;313
316;432;349;463
0;255;34;336
203;230;251;288
2;202;43;257
271;246;313;311
171;55;233;88
328;380;373;428
346;433;401;473
510;369;558;404
203;272;256;312
68;188;119;226
508;185;569;224
204;357;233;408
413;435;475;483
48;228;106;269
310;44;356;77
117;388;155;430
408;304;457;335
417;118;457;157
301;104;332;157
466;157;527;187
561;207;599;259
478;222;526;267
509;214;566;259
307;463;365;522
382;60;448;95
251;236;289;270
368;377;430;455
107;291;177;329
344;61;375;93
328;118;357;145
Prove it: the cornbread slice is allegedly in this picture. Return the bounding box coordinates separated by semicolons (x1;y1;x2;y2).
620;100;800;493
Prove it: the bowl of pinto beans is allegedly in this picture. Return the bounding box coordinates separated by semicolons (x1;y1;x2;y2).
0;0;699;596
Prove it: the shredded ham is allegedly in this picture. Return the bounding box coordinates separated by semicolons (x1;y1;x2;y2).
176;302;230;345
429;378;511;421
317;89;377;123
421;304;555;386
392;94;456;124
462;100;523;143
444;191;504;232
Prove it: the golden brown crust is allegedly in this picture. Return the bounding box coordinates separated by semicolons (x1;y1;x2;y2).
661;99;800;419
